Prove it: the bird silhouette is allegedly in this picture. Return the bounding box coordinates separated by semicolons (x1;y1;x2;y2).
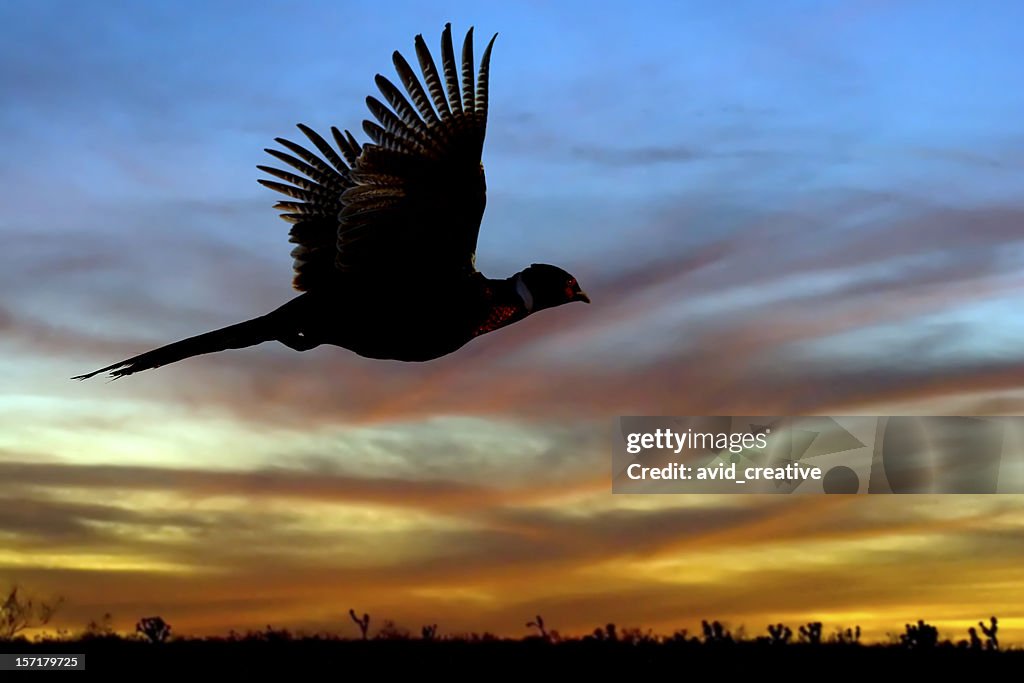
73;23;589;381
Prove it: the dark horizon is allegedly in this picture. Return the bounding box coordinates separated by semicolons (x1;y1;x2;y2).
1;609;1018;675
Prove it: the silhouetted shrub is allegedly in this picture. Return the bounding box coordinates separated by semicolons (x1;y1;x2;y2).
979;616;998;651
667;629;693;644
799;622;823;645
375;619;409;640
767;623;792;645
136;616;171;644
701;620;732;644
0;586;63;641
82;612;116;640
259;625;292;642
526;614;549;641
349;609;370;640
831;626;861;645
967;627;983;650
901;620;939;649
620;627;657;645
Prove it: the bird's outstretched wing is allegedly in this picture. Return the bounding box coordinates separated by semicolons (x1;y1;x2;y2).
259;23;498;291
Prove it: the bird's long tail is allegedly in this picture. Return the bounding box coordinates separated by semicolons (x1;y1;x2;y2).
72;314;277;380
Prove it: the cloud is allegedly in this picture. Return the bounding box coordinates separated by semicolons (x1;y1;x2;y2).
569;144;705;166
4;485;1023;640
10;256;1018;435
0;460;606;516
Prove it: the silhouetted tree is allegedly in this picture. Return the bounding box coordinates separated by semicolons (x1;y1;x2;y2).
0;586;63;641
588;623;619;642
619;627;656;645
799;622;823;645
259;625;292;642
701;620;732;644
375;619;409;640
526;614;549;640
767;623;792;645
349;609;370;640
900;620;939;649
82;612;115;640
967;627;983;650
667;629;692;643
136;616;171;644
832;625;861;645
979;616;998;651
421;624;438;641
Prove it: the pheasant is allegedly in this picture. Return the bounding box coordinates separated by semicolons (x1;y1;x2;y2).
73;23;589;380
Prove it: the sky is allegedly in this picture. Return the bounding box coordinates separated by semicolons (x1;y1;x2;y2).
2;0;1024;644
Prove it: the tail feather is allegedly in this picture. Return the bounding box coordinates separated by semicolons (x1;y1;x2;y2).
72;315;276;380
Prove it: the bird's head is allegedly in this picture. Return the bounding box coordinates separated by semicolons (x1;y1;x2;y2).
514;263;590;312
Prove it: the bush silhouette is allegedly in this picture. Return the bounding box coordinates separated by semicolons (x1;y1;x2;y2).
0;586;64;641
701;620;732;644
832;626;861;645
136;616;172;644
900;620;939;649
979;616;998;651
799;622;823;645
375;619;409;640
767;623;792;645
82;612;116;640
526;614;549;641
967;627;983;650
349;609;370;640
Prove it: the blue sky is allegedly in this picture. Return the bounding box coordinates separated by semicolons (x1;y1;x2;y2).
3;1;1022;330
2;0;1024;641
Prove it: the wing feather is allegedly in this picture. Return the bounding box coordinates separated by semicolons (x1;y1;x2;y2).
256;128;353;290
440;23;463;115
262;149;330;185
296;124;350;178
461;27;475;115
256;179;316;202
392;52;440;127
476;34;498;123
332;127;362;166
256;165;322;194
365;95;429;154
258;23;497;290
415;34;451;122
272;136;344;183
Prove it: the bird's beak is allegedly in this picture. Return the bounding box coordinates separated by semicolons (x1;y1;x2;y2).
576;291;591;304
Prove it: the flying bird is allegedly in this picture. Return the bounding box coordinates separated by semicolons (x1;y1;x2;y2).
73;23;589;381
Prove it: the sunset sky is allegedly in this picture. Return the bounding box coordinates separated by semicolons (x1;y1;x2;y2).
2;0;1024;644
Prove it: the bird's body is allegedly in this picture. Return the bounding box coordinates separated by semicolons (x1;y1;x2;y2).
273;273;531;361
73;23;588;381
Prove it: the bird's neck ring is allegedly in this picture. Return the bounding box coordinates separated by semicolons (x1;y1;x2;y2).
514;274;535;312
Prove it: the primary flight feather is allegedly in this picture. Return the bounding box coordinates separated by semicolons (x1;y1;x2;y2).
73;23;589;381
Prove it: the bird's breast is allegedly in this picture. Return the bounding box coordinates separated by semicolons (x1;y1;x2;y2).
304;279;512;362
